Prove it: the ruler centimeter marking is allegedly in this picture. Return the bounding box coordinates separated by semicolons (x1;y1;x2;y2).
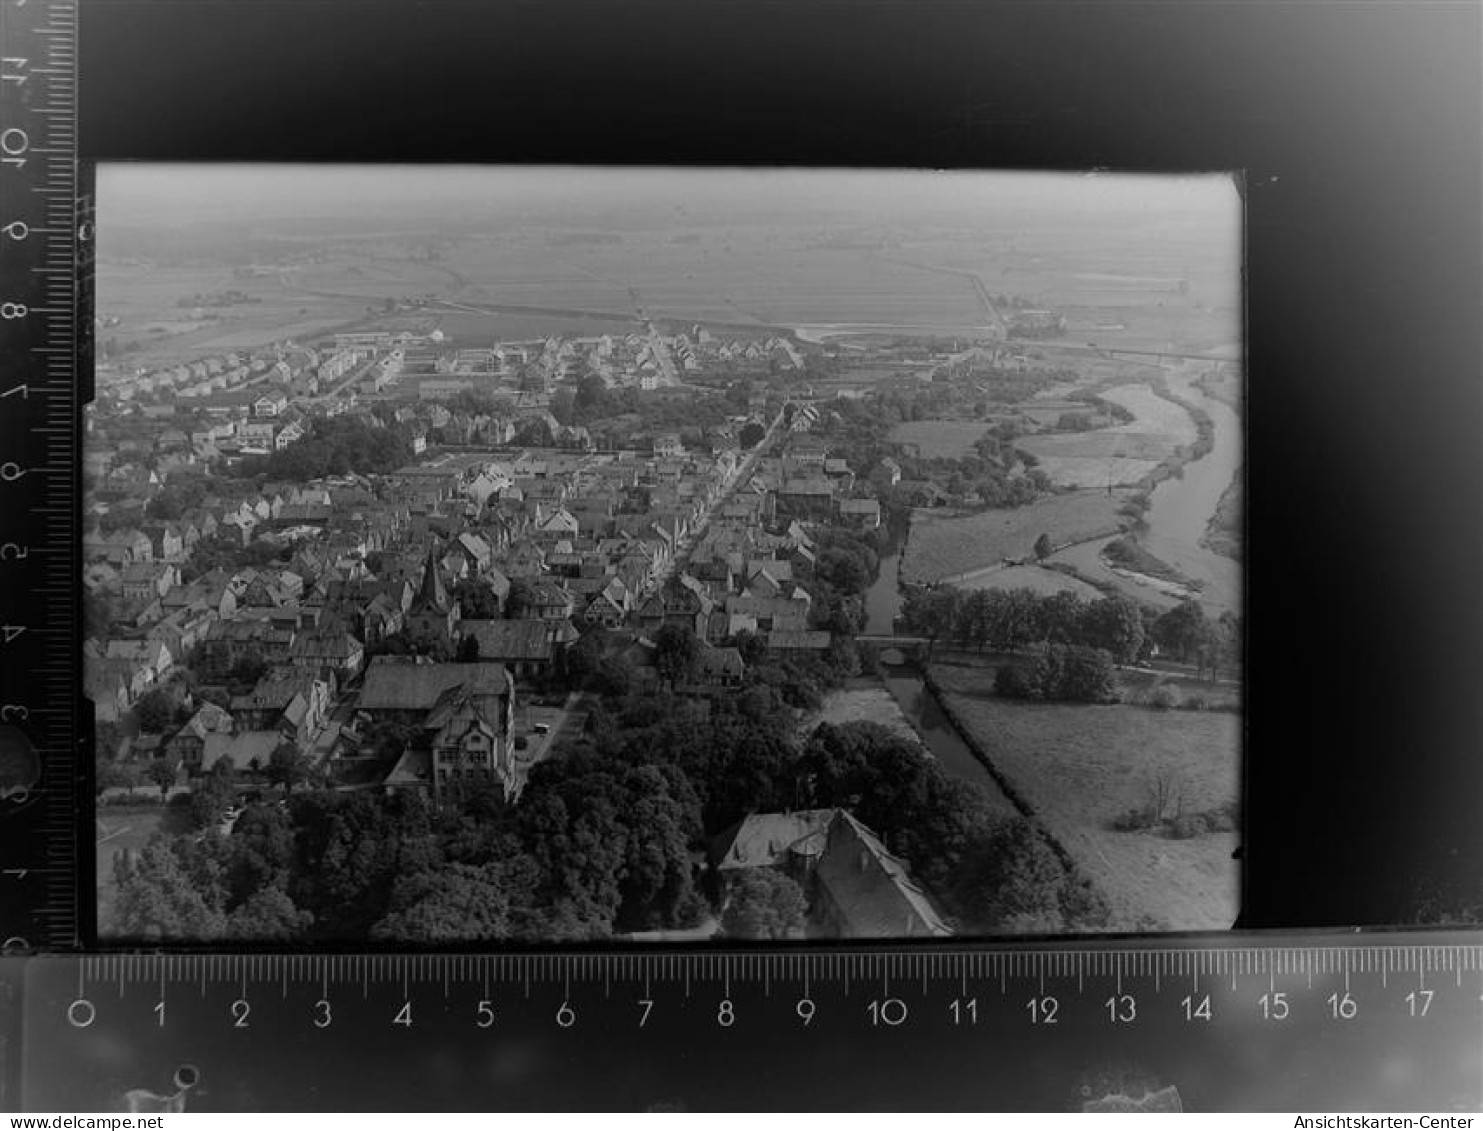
0;0;84;952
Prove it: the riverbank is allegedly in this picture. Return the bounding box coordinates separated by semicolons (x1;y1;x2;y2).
1201;471;1243;562
1118;372;1217;531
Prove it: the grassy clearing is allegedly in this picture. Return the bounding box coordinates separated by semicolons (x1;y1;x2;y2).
1017;383;1196;490
889;420;991;457
930;664;1240;931
902;490;1124;584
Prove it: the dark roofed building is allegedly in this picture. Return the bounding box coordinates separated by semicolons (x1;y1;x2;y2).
357;657;510;723
712;808;951;940
457;618;570;678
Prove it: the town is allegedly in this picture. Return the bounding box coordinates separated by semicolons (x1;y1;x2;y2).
89;171;1243;943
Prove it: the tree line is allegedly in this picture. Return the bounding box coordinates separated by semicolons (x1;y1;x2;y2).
901;585;1239;679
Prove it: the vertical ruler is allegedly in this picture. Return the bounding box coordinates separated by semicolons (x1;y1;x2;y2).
0;0;85;951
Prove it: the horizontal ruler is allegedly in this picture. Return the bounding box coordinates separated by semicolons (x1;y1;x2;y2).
3;931;1480;1111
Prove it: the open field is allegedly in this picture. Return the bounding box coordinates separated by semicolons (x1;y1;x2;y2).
431;308;641;343
930;664;1240;931
894;214;1241;353
439;234;989;329
889;420;990;457
1018;382;1197;489
902;490;1124;584
99;260;383;363
950;563;1104;598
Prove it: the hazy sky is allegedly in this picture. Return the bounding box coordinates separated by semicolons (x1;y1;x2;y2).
99;164;1241;232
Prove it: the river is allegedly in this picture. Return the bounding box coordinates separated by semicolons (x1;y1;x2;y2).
1139;364;1241;616
1047;361;1241;617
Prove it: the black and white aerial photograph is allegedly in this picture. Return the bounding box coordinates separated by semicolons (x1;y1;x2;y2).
85;166;1243;944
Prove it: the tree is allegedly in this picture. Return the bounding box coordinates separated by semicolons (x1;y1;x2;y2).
1034;533;1054;561
96;755;139;797
453;578;501;620
1152;599;1209;664
593;655;634;699
455;635;481;662
145;758;178;800
574;372;611;416
504;579;534;620
653;623;700;687
225;886;313;940
563;632;604;684
134;688;176;734
815;547;868;596
948;818;1067;933
266;742;312;796
1024;643;1116;702
188;763;237;829
732;630;768;666
1082;595;1145;664
1055;645;1117;702
114;840;226;941
738;421;766;448
721;869;807;940
370;863;520;943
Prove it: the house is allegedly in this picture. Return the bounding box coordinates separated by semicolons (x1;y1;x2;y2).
873;457;903;488
456;619;571;679
837;497;882;530
232;669;332;745
120;561;180;602
253;392;289;418
200;730;284;776
712;808;952;939
200;618;296;676
422;670;523;805
104;637;173;684
583;577;631;628
790;436;830;466
288;627;365;680
653;433;684;459
356;658;511;724
690;643;746;689
894;480;948;508
166;702;234;773
810;810;953;938
776;478;835;519
767;628;831;653
526;581;575;622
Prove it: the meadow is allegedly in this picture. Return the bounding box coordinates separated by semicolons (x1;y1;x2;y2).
888;420;991;457
930;663;1240;932
902;490;1123;584
1018;382;1197;489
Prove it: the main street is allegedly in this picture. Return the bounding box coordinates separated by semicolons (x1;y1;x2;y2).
640;406;789;598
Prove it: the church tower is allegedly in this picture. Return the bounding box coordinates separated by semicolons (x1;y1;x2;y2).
405;539;459;653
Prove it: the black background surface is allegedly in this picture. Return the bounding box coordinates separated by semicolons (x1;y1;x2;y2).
75;0;1483;932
